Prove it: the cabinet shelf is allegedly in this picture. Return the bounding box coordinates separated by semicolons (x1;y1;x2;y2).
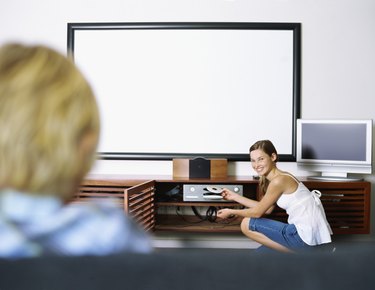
155;215;242;233
80;175;371;235
156;202;240;207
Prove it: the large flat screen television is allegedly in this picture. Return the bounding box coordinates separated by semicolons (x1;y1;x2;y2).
296;119;373;181
67;22;301;161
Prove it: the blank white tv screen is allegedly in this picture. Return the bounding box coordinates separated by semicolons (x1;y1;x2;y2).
68;22;301;161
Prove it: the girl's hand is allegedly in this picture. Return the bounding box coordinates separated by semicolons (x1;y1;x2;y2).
221;188;238;201
217;208;234;219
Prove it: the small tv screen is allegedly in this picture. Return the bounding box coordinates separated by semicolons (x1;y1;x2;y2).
296;119;372;180
301;123;367;162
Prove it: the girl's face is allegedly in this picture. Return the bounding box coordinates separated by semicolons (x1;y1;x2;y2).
250;149;277;177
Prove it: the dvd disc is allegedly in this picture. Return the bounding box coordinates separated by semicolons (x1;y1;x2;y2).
205;186;223;194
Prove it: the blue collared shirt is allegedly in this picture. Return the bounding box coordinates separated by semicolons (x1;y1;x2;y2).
0;189;152;259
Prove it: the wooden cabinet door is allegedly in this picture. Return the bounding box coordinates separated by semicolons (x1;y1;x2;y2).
125;180;156;232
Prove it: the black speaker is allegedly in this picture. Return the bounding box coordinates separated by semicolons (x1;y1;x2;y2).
189;157;211;178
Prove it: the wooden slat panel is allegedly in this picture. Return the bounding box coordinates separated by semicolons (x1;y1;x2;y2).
129;200;155;218
73;184;129;210
75;180;156;232
124;180;156;232
72;198;124;207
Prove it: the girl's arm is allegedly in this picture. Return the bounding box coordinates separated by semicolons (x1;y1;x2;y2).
218;177;287;219
221;188;258;208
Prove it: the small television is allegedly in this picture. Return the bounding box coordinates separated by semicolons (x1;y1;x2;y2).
296;119;373;181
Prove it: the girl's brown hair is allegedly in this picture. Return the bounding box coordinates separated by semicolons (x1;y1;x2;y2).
249;140;278;194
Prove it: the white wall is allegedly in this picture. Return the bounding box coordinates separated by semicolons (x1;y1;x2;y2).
1;0;375;240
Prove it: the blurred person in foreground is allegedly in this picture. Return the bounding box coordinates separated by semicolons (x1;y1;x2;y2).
0;43;152;258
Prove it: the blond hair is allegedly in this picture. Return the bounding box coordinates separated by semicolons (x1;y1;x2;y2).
0;43;100;200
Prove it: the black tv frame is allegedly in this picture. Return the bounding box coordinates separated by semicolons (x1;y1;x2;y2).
67;22;301;161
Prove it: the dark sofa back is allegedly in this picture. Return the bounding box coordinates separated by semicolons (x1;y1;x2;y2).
0;246;374;290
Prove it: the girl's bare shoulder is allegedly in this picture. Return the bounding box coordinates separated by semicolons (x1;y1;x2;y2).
271;173;298;187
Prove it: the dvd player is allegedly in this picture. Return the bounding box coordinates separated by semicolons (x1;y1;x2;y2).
183;184;243;202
